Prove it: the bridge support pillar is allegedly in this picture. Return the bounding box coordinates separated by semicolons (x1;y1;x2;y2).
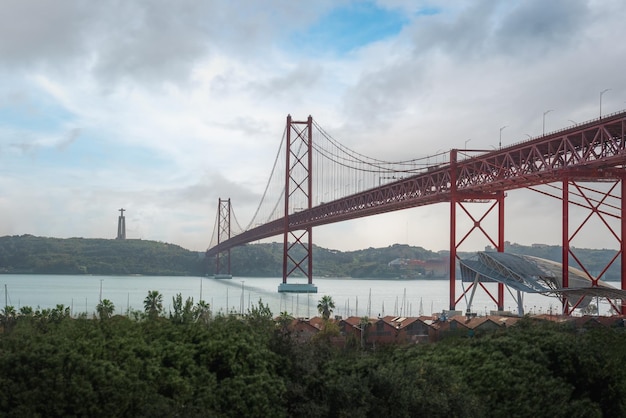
214;198;232;279
279;115;317;293
562;178;570;314
560;175;626;315
449;150;505;313
622;176;626;315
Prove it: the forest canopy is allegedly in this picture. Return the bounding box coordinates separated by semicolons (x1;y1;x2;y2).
1;297;626;417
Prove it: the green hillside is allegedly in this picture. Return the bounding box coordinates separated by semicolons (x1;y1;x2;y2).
229;242;439;278
0;235;621;280
0;235;205;276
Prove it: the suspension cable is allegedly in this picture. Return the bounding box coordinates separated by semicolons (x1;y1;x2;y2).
313;119;430;167
208;207;219;249
213;116;446;241
245;125;287;230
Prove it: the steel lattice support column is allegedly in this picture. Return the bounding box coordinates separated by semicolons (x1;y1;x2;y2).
560;174;626;315
562;178;570;314
622;175;626;315
449;149;505;312
282;115;314;287
215;198;231;276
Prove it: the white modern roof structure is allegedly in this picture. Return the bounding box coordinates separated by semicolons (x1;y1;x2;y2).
459;252;626;315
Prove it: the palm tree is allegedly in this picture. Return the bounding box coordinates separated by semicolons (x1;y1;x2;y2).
96;299;115;319
1;306;16;329
193;300;212;324
19;306;34;317
49;304;70;322
144;290;164;319
317;295;335;320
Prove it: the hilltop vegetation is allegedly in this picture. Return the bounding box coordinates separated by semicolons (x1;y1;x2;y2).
0;235;621;280
0;235;204;276
229;242;439;278
0;235;439;277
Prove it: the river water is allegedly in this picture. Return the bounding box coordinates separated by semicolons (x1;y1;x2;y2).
0;274;592;318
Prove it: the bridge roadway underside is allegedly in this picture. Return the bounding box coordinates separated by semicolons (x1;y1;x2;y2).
207;111;626;313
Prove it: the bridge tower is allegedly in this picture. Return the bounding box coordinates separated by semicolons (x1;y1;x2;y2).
214;198;232;279
278;115;318;293
449;149;505;313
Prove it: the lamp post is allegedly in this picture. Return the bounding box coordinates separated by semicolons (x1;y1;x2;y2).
464;138;472;149
600;89;610;118
542;109;553;135
499;126;507;149
378;176;397;186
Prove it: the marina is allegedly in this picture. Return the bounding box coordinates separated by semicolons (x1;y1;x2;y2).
0;274;595;319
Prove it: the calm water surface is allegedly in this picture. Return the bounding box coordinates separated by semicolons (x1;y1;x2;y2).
0;274;582;317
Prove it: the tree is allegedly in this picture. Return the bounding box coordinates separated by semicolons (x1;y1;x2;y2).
19;306;34;317
277;311;294;335
96;299;115;319
144;290;163;319
1;305;16;332
278;311;294;324
48;304;71;322
193;300;212;324
317;295;335;320
170;293;194;324
1;305;16;320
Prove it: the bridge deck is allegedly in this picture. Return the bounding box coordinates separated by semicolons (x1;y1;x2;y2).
207;111;626;256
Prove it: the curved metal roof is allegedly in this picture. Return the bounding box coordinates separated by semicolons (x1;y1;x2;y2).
459;251;626;301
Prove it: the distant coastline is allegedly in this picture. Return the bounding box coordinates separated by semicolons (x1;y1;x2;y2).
0;235;621;281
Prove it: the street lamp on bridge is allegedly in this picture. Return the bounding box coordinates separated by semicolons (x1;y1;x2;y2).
542;109;553;135
378;176;398;186
600;89;610;118
499;126;507;149
464;138;472;149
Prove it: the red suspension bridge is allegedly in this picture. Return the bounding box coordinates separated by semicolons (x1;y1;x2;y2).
206;111;626;315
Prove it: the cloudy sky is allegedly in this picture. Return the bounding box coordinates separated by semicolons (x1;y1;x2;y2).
1;0;625;253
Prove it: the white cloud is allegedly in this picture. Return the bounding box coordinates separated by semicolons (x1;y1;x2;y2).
0;0;625;252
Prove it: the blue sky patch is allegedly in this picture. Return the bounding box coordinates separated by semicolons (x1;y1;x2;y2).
290;2;412;54
0;88;76;135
